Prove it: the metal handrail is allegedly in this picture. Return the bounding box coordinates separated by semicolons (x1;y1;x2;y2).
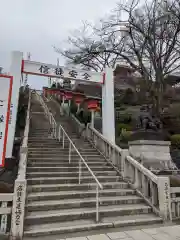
46;109;103;189
58;123;103;189
36;92;103;222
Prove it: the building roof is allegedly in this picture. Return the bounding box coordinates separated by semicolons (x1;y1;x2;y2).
73;65;137;98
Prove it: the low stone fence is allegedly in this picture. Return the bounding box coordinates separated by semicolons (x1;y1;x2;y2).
171;186;180;219
0;193;13;234
86;125;172;221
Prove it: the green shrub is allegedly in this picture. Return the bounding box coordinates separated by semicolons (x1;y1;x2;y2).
120;130;133;143
170;134;180;148
118;113;132;124
117;123;132;135
115;106;127;111
70;101;77;114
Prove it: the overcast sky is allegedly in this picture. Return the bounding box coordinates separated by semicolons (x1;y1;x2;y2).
0;0;118;89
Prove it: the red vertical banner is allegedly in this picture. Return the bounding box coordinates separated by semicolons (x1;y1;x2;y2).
0;75;13;167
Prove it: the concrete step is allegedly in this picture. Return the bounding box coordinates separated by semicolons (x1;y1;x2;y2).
30;129;50;132
26;195;143;211
29;131;50;134
28;140;60;144
29;131;51;134
28;153;103;158
28;150;99;155
27;175;121;185
27;182;129;192
28;162;108;167
29;135;50;138
28;137;79;140
26;166;114;172
28;157;105;162
24;214;162;237
27;188;134;201
28;138;58;141
25;204;152;225
23;214;162;237
28;144;91;148
28;148;96;152
28;138;81;142
28;159;106;164
26;171;117;178
28;143;66;147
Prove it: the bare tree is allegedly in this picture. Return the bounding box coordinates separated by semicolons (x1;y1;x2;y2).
113;0;180;114
54;22;123;71
56;0;180;115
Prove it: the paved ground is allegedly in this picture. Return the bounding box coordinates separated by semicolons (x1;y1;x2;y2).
56;225;180;240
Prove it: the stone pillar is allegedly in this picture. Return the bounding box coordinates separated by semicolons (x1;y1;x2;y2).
157;176;172;221
6;51;23;158
11;178;27;239
120;149;129;178
91;110;95;128
102;67;115;144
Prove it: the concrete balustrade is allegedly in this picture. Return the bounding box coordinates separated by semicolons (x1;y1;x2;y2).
10;90;31;239
86;125;172;221
171;187;180;219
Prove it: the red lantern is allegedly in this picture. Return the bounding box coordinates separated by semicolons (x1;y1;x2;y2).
73;92;85;105
60;91;65;97
75;97;83;104
64;91;73;100
87;99;98;110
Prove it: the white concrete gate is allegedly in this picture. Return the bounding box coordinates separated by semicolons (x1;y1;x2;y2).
6;51;115;161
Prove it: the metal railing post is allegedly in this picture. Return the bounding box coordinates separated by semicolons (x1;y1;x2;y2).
79;159;82;184
62;132;65;149
58;126;61;141
96;185;99;222
69;143;71;164
54;122;57;138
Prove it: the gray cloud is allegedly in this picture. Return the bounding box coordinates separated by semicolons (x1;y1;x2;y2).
0;0;118;88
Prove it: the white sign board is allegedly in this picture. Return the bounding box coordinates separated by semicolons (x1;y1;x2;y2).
0;76;13;166
22;60;104;84
6;51;23;159
11;179;26;238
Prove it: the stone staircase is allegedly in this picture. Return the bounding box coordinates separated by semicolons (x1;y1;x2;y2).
24;96;163;238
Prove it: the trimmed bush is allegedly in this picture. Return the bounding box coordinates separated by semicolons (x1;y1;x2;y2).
170;134;180;148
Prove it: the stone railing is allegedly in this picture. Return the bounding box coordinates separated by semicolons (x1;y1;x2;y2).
68;114;172;221
170;186;180;219
10;89;32;239
87;126;172;221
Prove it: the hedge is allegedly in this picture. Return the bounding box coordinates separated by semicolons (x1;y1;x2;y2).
170;134;180;148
